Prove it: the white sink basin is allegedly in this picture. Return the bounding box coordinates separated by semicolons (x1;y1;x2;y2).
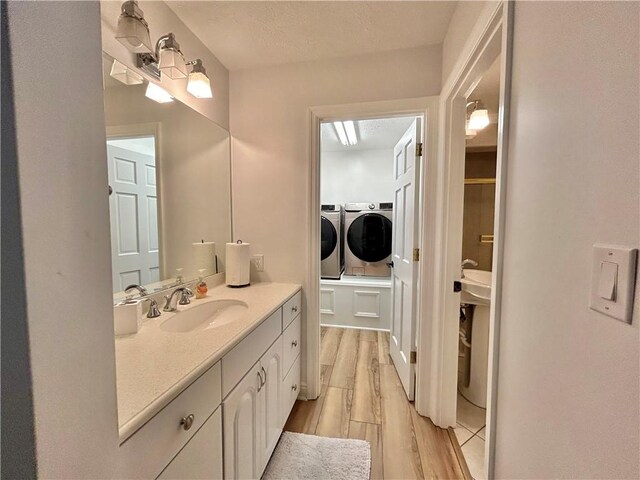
160;299;248;333
461;269;492;306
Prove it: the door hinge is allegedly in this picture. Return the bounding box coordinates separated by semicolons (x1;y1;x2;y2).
410;351;417;364
416;142;423;157
413;248;420;262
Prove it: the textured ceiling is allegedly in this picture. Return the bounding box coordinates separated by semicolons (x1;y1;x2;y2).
321;116;417;152
166;1;458;71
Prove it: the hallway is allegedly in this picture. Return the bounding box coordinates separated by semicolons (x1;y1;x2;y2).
284;327;469;479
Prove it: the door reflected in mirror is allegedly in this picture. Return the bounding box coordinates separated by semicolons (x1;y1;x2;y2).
102;53;231;297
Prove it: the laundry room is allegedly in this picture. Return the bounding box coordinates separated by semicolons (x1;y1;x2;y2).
319;116;421;333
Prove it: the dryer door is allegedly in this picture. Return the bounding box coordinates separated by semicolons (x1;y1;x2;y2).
346;213;392;262
320;216;337;260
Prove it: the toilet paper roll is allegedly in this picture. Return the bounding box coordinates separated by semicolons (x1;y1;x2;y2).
226;242;250;287
192;241;216;277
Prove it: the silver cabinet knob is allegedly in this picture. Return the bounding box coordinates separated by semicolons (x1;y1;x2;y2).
291;383;298;391
181;414;195;431
291;340;298;348
292;305;298;313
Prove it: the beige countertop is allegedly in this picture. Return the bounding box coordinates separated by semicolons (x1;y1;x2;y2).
115;281;301;442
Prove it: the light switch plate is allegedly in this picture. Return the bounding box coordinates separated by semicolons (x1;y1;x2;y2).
590;244;638;324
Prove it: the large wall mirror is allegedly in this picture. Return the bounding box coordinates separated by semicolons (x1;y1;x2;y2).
102;53;231;298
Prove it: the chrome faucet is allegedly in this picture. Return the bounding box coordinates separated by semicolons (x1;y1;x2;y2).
125;284;148;296
461;259;478;278
163;287;194;312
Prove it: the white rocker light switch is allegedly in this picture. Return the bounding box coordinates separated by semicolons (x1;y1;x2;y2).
590;245;638;324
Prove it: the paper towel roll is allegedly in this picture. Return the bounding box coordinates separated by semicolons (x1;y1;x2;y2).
192;241;216;277
226;241;250;287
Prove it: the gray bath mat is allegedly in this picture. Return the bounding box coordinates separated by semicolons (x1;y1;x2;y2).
263;432;371;480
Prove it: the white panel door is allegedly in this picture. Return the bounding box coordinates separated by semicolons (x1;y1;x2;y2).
223;362;262;480
389;118;422;400
258;338;283;473
157;407;223;480
107;142;159;292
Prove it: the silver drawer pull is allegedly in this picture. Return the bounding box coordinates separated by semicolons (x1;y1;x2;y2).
291;340;298;348
291;383;298;391
291;305;298;313
181;414;195;431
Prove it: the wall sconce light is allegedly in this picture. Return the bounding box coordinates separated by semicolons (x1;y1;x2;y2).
156;33;187;79
465;123;477;139
115;0;153;54
186;60;213;99
466;100;490;131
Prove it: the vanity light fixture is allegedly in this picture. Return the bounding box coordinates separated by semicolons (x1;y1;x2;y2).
115;0;153;54
186;59;213;98
116;1;214;99
145;82;174;104
333;121;358;146
110;59;144;85
467;100;490;131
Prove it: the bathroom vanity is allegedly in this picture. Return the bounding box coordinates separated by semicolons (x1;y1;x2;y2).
115;282;302;479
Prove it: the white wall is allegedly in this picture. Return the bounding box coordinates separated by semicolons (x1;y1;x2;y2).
441;1;496;87
321;148;394;205
6;2;120;477
495;2;639;478
231;45;441;390
100;0;229;129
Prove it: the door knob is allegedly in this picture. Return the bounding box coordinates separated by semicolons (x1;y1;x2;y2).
291;383;298;391
180;414;195;431
291;340;298;347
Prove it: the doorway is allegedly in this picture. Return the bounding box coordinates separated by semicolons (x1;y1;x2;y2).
305;97;439;408
454;54;501;479
318;115;422;401
106;134;160;293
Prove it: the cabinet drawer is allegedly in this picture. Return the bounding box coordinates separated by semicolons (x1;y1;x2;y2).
282;315;301;376
282;290;301;329
281;355;300;425
222;308;282;398
158;406;223;480
117;362;222;479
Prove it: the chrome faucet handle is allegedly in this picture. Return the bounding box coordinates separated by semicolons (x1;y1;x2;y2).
163;287;192;312
125;284;148;296
145;298;161;318
461;259;479;279
178;288;194;305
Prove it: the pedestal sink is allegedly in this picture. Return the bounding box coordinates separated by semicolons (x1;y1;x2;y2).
459;269;492;408
160;299;248;333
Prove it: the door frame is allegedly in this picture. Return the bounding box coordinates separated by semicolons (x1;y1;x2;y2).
423;1;513;478
306;96;439;407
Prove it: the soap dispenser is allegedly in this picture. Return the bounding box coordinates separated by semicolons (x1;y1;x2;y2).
195;269;208;299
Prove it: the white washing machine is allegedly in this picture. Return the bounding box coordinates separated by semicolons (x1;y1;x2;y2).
320;204;344;279
344;202;393;277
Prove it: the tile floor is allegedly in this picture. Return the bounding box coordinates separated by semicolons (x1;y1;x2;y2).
454;393;487;479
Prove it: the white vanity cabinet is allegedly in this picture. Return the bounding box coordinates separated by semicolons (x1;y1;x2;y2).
117;288;302;480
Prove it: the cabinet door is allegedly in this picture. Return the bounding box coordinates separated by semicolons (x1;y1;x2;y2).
258;338;283;473
157;407;223;480
223;362;261;480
